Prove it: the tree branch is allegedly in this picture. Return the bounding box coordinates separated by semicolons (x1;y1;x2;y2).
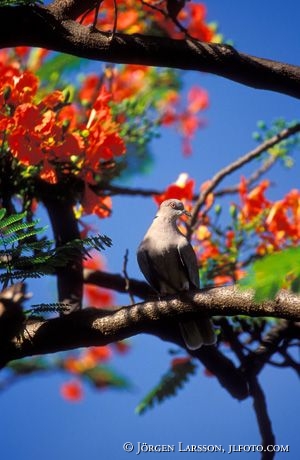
188;122;300;234
2;286;299;362
243;319;300;375
38;182;83;313
100;153;278;200
249;377;276;460
0;5;299;99
83;268;155;299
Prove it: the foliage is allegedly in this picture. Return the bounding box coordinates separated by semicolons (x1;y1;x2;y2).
0;207;112;290
0;0;42;6
253;119;300;168
2;348;131;399
240;246;300;301
136;357;197;415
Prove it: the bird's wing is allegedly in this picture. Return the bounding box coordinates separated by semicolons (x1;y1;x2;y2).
137;241;161;293
177;241;200;289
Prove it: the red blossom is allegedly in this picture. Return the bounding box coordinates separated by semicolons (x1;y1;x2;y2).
84;284;114;307
60;380;83;402
12;103;40;130
85;346;113;362
187;87;209;113
114;341;130;354
83;252;115;307
39;90;65;110
154;174;195;205
9;127;44;165
239;178;270;222
81;184;112;218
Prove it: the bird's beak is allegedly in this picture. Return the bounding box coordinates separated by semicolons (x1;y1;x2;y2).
183;210;192;217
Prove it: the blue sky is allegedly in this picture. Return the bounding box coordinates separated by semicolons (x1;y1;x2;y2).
0;1;299;459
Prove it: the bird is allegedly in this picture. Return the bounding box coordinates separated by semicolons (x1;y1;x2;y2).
137;198;216;350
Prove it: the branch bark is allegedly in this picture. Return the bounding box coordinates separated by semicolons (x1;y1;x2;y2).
39;182;83;313
1;284;299;401
3;286;300;362
249;377;276;460
0;5;299;99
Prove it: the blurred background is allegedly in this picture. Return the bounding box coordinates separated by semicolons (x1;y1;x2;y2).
0;1;299;459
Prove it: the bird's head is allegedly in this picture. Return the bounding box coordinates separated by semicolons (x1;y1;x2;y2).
156;199;191;220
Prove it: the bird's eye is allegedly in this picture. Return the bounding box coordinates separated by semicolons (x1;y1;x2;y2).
169;201;177;209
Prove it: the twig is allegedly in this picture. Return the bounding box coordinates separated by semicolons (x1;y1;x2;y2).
187;123;300;236
141;0;191;37
110;0;118;40
242;320;297;376
97;139;282;201
122;249;135;304
214;154;277;197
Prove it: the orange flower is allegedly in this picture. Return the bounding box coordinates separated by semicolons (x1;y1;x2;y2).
225;230;235;248
154;173;195;205
85;346;112;363
40;161;57;184
114;341;130;354
213;275;232;285
187;87;209;113
79;74;100;105
39;90;65;110
82;185;112;218
84;284;114;308
83;251;105;271
60;380;83;402
199;240;220;260
196;225;211;241
239;178;270;222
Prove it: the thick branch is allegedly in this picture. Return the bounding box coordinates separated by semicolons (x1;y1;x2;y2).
83;268;155;299
3;286;300;362
0;6;299;99
39;182;83;312
2;285;299;400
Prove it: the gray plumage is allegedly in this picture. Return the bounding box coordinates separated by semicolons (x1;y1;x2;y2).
137;198;216;350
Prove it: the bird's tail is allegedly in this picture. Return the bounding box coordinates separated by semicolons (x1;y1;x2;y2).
179;317;216;350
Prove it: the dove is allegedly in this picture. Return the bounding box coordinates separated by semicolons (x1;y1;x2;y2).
137;199;216;350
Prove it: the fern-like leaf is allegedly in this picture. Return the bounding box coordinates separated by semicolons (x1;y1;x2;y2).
0;0;43;6
0;208;112;288
135;358;197;415
0;211;27;229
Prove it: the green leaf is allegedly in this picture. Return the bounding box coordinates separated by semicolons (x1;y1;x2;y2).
0;209;6;221
135;358;197;415
0;211;27;229
84;365;131;390
239;246;300;301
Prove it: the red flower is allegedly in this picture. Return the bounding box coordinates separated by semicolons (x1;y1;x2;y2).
12;103;40;130
84;284;114;307
85;346;112;363
154;173;195;205
60;380;83;402
187;87;209;113
81;184;112;218
39;90;65;110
